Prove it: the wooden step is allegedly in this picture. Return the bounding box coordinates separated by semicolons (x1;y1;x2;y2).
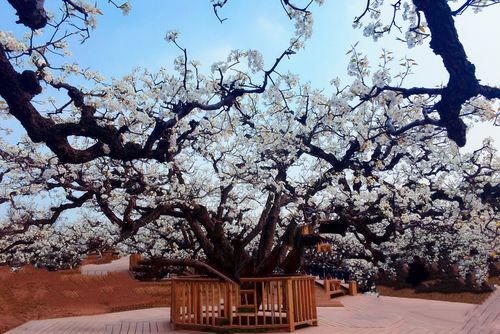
329;290;345;298
340;283;349;289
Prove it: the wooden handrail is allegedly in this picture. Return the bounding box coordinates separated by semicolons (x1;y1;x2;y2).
172;277;222;282
140;258;237;284
172;275;315;283
240;275;315;282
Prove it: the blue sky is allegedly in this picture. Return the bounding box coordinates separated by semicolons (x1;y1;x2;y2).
0;0;498;151
60;0;358;84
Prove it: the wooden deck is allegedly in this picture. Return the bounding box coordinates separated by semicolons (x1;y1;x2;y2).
7;289;500;333
7;308;170;334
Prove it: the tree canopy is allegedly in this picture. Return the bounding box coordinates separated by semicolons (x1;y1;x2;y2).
0;0;498;287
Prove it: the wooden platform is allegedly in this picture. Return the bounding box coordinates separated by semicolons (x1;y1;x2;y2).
170;276;318;332
7;289;500;333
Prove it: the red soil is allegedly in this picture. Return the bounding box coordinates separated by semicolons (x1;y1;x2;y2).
376;276;499;305
376;284;492;304
0;265;171;333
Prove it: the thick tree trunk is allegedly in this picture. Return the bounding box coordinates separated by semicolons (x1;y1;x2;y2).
413;0;479;146
8;0;47;29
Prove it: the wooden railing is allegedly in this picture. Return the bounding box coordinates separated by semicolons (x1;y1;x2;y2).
324;279;343;297
324;279;358;297
171;276;317;332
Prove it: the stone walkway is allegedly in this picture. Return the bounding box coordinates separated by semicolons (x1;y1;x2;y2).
80;256;130;276
7;289;499;333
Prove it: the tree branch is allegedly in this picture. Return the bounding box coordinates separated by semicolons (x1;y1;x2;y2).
141;257;237;284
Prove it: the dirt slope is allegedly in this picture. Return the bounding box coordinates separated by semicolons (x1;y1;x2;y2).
0;265;171;333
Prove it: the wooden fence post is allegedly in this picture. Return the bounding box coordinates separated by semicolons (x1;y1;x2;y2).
129;253;143;270
225;283;233;325
196;283;202;323
324;279;330;297
286;279;295;332
348;281;358;295
170;279;177;330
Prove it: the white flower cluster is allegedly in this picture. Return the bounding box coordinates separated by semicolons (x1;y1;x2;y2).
119;2;132;16
0;31;28;53
164;30;180;43
352;0;427;48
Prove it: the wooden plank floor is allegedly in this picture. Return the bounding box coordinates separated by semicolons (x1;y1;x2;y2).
103;321;169;334
7;289;500;333
7;308;170;334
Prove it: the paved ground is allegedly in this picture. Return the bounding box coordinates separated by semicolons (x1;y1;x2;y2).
7;287;499;334
80;256;130;275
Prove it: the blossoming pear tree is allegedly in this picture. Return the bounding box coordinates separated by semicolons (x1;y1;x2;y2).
0;0;498;285
214;0;500;146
